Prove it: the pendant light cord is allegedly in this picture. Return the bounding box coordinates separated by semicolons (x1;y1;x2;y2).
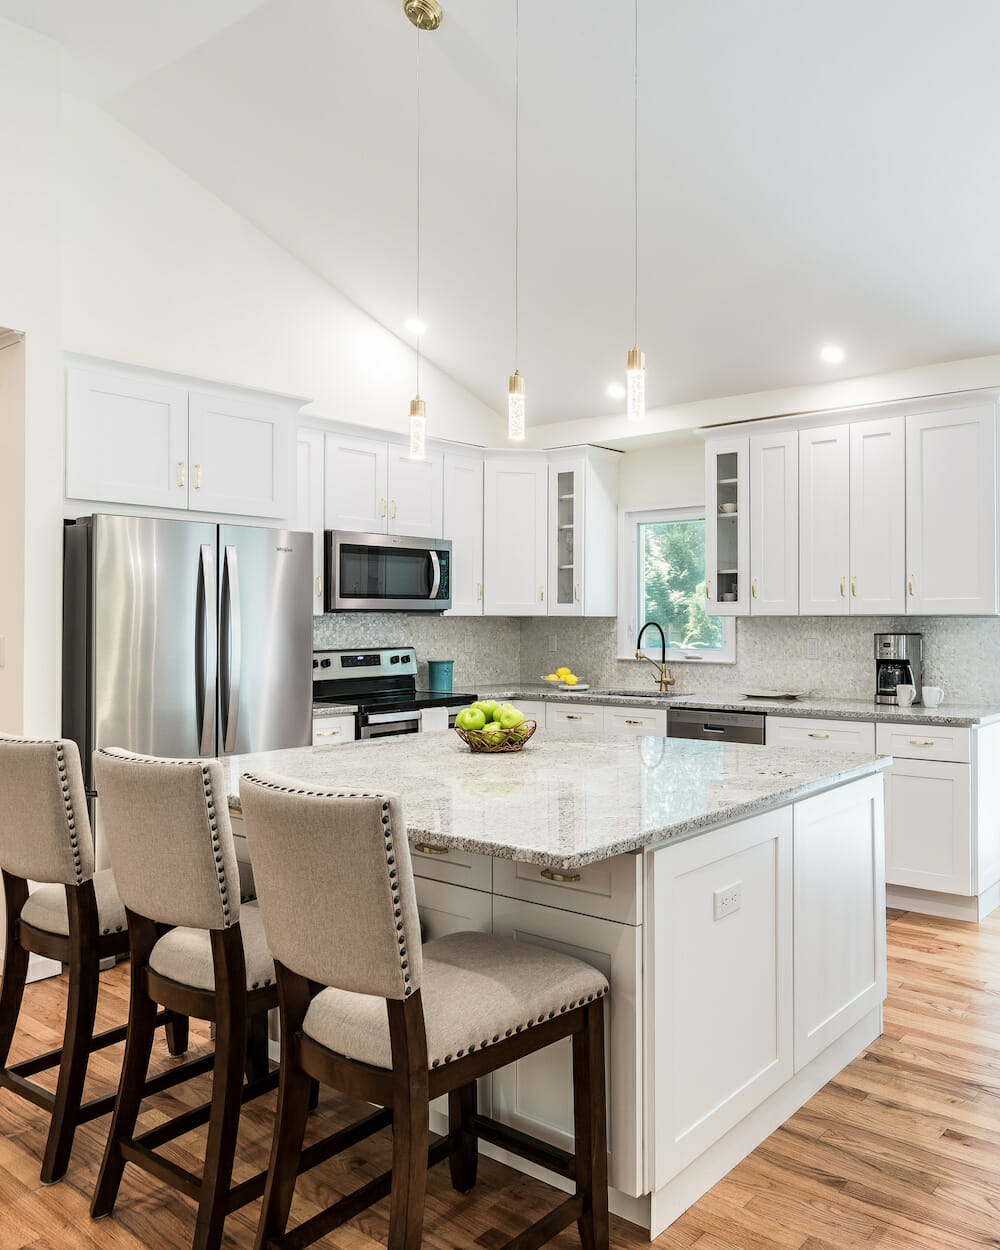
633;0;638;346
514;0;519;367
416;26;422;396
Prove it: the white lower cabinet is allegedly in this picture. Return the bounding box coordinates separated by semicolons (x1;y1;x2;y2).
766;716;875;754
546;703;603;730
310;714;355;746
492;852;642;925
491;896;643;1197
603;706;667;736
883;756;972;895
792;777;886;1070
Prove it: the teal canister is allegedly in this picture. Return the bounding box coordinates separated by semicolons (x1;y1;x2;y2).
427;660;454;693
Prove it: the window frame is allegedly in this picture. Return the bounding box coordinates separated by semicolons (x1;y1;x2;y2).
617;505;736;664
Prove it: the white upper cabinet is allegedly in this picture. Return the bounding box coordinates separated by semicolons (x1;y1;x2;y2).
798;425;850;615
324;432;389;533
905;404;999;615
296;428;325;616
849;417;905;614
66;366;189;509
387;444;443;538
483;457;548;615
547;448;619;617
749;430;798;615
442;453;484;616
705;437;749;616
187;391;288;518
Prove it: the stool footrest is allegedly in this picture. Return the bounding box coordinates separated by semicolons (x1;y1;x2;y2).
502;1194;584;1250
470;1114;575;1180
0;1070;55;1112
120;1141;201;1202
296;1106;392;1178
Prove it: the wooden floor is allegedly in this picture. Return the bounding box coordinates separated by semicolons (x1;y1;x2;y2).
3;908;1000;1249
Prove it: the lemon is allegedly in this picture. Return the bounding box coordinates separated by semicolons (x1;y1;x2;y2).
563;674;578;685
556;666;571;678
545;673;559;681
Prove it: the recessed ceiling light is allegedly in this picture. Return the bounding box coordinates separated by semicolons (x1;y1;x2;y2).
405;317;427;336
820;344;845;364
607;382;626;400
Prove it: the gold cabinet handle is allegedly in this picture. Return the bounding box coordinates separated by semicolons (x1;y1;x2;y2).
315;728;342;737
565;714;583;720
625;719;643;725
808;732;830;739
380;497;387;518
540;867;582;883
194;464;202;490
751;577;758;599
477;582;483;601
909;739;935;747
851;575;857;597
908;573;915;596
540;585;545;602
177;461;186;488
315;575;323;599
574;583;580;602
391;499;398;519
414;842;448;856
705;580;711;600
839;576;846;598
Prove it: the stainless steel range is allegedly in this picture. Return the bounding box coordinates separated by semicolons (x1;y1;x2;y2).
312;647;478;740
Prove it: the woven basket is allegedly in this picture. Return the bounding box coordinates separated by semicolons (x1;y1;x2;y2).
453;719;537;754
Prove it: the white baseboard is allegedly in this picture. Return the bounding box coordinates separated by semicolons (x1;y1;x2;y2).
886;882;1000;922
27;953;60;984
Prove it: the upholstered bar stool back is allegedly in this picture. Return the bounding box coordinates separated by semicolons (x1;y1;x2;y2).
94;749;240;932
0;735;94;885
240;780;422;999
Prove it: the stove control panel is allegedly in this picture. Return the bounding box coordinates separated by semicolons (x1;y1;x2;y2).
312;647;418;683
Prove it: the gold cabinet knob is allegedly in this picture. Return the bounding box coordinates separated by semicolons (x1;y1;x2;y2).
315;575;323;598
194;464;202;490
177;461;186;488
851;575;857;597
908;573;915;596
379;497;387;518
414;843;448;856
807;732;830;739
751;577;758;599
541;867;582;883
839;576;846;597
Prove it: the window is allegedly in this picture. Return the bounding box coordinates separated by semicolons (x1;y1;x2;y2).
618;507;736;663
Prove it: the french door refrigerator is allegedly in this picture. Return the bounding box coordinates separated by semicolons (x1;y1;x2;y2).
63;514;313;800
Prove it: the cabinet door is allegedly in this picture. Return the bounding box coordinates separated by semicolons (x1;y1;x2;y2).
603;706;668;737
799;425;850;615
906;404;998;615
884;758;972;894
548;456;585;616
766;716;875;754
483;459;548;615
311;714;355;746
187;391;289;518
296;429;325;616
442;454;484;615
324;433;388;533
849;418;905;614
66;366;189;509
793;777;886;1070
704;437;749;615
546;703;603;730
388;445;443;538
491;897;644;1197
749;430;798;615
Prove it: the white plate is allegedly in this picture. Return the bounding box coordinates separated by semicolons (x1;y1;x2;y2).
560;683;590;691
740;689;805;700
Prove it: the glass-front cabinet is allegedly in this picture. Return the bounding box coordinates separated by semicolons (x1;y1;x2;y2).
549;459;582;615
704;436;749;616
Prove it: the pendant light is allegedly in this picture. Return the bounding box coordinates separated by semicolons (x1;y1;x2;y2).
626;0;645;421
507;0;525;440
405;0;442;457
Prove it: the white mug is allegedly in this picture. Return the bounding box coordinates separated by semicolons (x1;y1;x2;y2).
922;686;944;708
895;684;915;707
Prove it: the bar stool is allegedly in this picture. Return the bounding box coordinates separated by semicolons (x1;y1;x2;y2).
240;773;610;1250
0;734;188;1184
90;748;280;1250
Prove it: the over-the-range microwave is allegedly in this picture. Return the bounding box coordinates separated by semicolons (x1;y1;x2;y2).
324;530;452;612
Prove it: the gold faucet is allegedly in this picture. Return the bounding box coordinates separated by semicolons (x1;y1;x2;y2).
635;622;675;693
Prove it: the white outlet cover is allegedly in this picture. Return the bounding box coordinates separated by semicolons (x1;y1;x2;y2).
713;881;742;920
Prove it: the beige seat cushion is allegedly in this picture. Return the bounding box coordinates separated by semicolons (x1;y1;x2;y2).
148;902;275;993
20;869;127;937
302;931;608;1071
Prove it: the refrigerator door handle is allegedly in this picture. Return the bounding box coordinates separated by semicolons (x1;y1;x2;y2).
221;544;242;754
196;544;217;756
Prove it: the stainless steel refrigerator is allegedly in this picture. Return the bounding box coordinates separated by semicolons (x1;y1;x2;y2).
63;514;313;798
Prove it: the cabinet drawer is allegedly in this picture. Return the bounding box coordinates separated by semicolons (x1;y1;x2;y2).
546;703;603;729
603;706;668;736
875;721;970;763
311;714;356;746
492;853;641;925
767;716;875;753
410;842;492;892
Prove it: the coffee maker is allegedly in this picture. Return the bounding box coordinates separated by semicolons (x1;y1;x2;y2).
874;633;923;705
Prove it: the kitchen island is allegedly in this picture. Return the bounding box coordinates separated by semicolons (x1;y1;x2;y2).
224;731;889;1238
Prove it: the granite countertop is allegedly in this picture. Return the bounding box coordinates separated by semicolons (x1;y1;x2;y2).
483;684;1000;728
223;731;888;870
312;701;359;717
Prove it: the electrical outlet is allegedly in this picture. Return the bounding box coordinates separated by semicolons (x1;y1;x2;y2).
713;881;742;920
806;637;819;660
549;634;558;653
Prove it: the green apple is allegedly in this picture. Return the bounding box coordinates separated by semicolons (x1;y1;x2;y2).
480;722;508;744
498;707;526;730
456;706;487;732
476;700;501;719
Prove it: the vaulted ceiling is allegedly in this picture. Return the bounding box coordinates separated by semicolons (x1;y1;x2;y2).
9;0;1000;425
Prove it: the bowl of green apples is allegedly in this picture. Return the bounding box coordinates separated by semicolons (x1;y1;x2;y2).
453;701;537;753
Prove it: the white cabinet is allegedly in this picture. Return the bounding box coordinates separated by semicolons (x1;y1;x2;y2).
547;449;619;617
546;703;603;731
849;418;905;614
603;705;667;737
66;366;189;509
766;716;875;754
324;432;389;533
491;896;644;1197
792;777;885;1070
905;404;999;615
483;457;548;616
387;444;443;538
875;722;971;765
310;714;355;747
798;424;850;615
442;453;484;615
296;428;326;616
187;391;289;518
493;852;642;925
884;756;972;895
749;430;798;614
705;436;749;615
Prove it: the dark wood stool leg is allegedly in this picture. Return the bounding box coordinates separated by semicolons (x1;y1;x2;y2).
164;1011;189;1056
41;883;100;1184
308;1078;320;1113
244;1009;269;1083
448;1081;478;1192
0;874;30;1070
193;928;248;1250
573;998;610;1250
91;915;159;1219
388;995;429;1250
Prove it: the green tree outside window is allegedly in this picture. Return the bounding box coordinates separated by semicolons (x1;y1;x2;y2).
638;519;724;652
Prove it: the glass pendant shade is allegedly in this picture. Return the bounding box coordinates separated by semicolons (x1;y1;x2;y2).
409;396;427;459
626;346;645;422
507;370;526;441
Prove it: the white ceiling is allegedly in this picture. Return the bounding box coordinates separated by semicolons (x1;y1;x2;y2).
10;0;1000;425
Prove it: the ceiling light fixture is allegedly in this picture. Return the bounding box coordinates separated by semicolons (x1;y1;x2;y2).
626;0;645;422
607;382;626;400
405;317;427;336
507;0;525;441
820;344;845;364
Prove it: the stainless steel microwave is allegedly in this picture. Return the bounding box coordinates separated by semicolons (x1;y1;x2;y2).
324;531;452;612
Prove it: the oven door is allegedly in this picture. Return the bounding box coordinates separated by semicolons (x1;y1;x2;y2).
326;531;451;612
359;710;423;740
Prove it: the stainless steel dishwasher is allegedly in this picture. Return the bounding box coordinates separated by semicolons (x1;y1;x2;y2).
667;707;766;744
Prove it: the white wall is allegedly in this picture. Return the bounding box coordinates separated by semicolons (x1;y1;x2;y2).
618;435;705;510
62;97;503;447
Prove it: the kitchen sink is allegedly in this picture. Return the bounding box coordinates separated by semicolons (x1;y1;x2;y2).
585;689;689;699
